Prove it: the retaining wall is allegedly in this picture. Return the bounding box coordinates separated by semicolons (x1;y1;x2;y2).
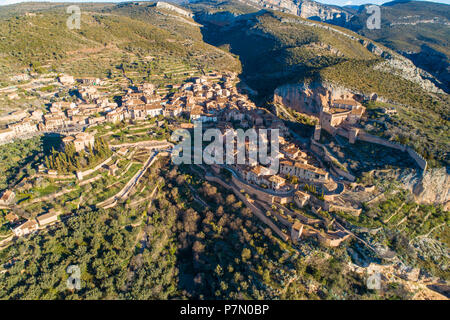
76;156;113;180
231;175;293;204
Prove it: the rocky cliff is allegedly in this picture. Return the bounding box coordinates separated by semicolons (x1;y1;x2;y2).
196;10;239;26
237;0;353;24
397;168;449;208
298;0;352;24
412;168;450;209
156;2;194;17
273;81;363;116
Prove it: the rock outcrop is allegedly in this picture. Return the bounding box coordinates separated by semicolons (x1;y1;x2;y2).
155;2;193;18
298;0;352;24
372;52;444;94
196;10;239;26
273;81;366;116
396;168;450;207
238;0;353;25
412;168;450;207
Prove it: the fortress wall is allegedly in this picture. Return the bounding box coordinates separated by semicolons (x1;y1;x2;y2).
331;166;355;182
357;132;406;151
232;175;275;203
323;194;336;202
407;147;428;171
302;227;350;247
336;127;350;139
231;175;294;204
333;129;427;172
310;141;324;156
358;132;427;170
318;231;351;247
311;139;355;182
309;195;329;210
309;193;360;217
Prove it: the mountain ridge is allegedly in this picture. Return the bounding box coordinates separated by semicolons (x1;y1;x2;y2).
221;0;449;91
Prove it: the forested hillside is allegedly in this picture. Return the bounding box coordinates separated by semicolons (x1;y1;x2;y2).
0;157;411;300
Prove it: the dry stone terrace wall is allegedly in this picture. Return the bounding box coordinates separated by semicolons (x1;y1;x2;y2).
76;156;113;181
109;140;173;150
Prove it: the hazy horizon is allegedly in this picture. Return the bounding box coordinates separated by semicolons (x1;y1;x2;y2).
0;0;449;7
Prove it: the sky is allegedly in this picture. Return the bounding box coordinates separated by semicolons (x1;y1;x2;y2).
0;0;449;6
315;0;450;5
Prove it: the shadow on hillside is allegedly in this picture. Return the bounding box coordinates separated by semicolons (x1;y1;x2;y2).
194;11;321;105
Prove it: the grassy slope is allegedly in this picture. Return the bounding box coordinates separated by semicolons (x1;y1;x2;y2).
0;3;240;81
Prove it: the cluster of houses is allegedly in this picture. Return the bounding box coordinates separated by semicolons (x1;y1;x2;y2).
0;72;249;144
231;134;330;193
0;76;109;142
0;188;59;237
0;71;343;245
11;209;59;237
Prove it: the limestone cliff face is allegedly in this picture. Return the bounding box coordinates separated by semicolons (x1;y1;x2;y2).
359;39;443;94
238;0;352;24
395;168;450;208
274;82;325;116
403;45;450;93
366;43;444;94
298;0;352;24
196;11;239;26
155;2;193;18
412;168;450;208
273;82;364;116
232;0;444;93
279;17;443;94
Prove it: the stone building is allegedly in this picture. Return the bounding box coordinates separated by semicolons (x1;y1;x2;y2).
62;132;95;152
0;190;15;205
280;161;328;182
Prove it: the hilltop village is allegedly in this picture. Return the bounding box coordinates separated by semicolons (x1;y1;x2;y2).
0;70;430;259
